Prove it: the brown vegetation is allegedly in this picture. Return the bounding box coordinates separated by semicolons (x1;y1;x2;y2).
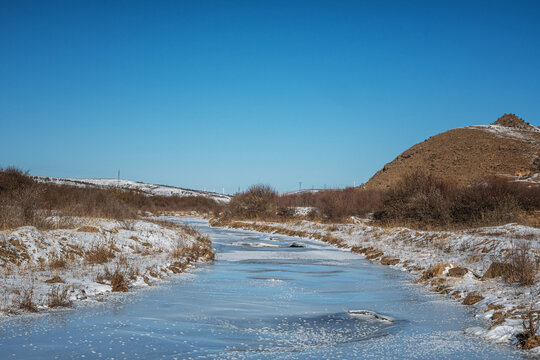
508;241;538;286
47;285;72;307
518;305;540;349
221;172;539;229
17;284;38;312
84;243;116;264
0;167;223;231
364;114;539;190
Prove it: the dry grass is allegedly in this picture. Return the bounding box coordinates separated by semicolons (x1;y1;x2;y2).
17;284;38;312
509;240;538;287
84;243;116;264
518;304;540;349
48;253;68;269
0;167;224;232
47;285;72;308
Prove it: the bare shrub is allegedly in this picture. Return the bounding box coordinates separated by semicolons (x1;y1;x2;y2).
110;270;128;292
47;285;72;308
373;172;525;229
509;240;538;287
17;284;38;312
0;167;224;231
517;303;540;349
96;265;129;292
226;185;278;219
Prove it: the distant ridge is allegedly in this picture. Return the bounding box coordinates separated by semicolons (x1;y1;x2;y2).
32;176;231;203
364;114;540;190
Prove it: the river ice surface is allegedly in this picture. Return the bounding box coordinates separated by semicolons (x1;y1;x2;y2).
0;218;529;359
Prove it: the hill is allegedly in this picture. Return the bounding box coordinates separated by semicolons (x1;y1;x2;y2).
364;114;540;190
32;176;231;203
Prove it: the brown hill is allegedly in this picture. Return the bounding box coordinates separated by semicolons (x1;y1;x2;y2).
364;114;540;190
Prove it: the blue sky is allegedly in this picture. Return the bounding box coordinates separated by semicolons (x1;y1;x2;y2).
1;1;539;193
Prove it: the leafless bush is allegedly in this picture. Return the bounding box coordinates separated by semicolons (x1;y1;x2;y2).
110;269;128;292
96;265;129;292
517;302;540;349
0;167;223;231
47;285;72;308
17;284;38;312
373;172;526;229
509;240;538;287
226;185;278;219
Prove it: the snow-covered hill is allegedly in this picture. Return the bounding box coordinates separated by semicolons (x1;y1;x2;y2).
32;176;231;203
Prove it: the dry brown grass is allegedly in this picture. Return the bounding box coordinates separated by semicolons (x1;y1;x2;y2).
518;304;540;349
110;270;128;292
509;241;538;287
0;167;224;231
17;284;38;312
85;243;116;264
48;253;68;269
47;285;72;308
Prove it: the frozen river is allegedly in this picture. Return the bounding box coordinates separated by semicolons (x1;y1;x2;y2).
0;217;526;359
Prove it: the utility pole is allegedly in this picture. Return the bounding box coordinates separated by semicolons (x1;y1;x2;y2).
299;181;302;191
117;169;120;187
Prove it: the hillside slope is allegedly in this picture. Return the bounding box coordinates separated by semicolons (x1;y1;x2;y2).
365;114;540;189
32;176;231;203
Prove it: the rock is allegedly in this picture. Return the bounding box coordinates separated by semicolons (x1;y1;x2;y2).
447;267;468;277
482;262;514;280
289;243;305;248
463;292;484;305
380;257;400;266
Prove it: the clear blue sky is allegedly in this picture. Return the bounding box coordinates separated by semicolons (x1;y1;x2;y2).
1;1;539;193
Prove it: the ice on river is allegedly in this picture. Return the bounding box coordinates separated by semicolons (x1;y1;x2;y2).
0;217;526;359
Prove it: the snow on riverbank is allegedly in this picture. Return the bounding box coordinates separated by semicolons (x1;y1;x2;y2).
213;218;540;352
0;217;214;316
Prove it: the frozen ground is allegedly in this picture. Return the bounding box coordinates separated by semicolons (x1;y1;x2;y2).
0;218;527;359
218;218;540;353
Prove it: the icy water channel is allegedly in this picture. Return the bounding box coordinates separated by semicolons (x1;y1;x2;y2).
0;217;528;359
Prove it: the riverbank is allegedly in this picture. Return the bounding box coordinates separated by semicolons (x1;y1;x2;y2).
0;217;214;315
211;217;540;351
